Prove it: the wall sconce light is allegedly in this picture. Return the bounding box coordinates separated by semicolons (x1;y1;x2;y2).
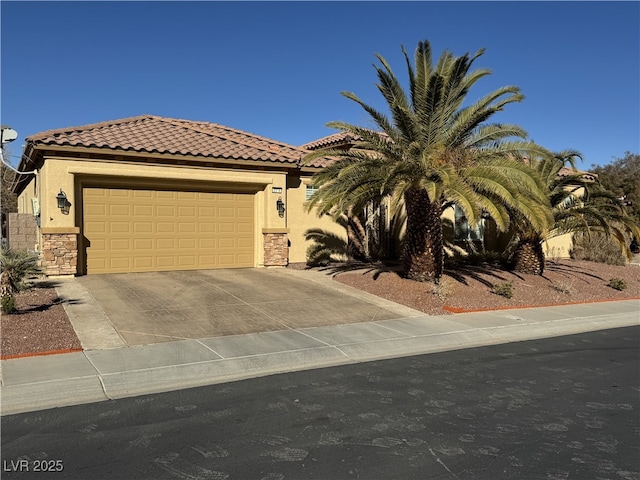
56;190;70;215
276;197;285;218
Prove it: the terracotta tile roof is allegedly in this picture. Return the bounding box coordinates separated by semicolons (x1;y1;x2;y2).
301;132;361;150
25;115;314;166
558;165;597;180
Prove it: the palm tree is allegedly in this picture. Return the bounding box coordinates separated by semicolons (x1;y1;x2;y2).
304;40;551;282
509;150;640;274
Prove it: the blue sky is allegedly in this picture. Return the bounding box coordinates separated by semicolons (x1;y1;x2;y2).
1;1;638;168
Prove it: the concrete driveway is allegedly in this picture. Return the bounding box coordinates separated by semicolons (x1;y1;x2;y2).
74;268;417;347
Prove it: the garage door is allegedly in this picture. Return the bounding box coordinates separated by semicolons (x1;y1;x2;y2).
83;188;254;274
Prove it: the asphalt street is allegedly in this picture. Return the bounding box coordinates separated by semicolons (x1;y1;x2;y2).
2;326;638;480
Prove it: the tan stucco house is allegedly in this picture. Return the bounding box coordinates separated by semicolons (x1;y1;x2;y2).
12;115;343;275
11;115;585;276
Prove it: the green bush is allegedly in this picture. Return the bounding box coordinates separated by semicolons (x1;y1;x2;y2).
607;278;627;291
570;232;626;266
1;295;16;314
492;281;514;299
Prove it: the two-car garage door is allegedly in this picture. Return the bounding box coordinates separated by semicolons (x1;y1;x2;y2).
83;187;254;274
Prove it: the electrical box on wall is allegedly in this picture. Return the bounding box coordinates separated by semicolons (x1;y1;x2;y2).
31;198;40;217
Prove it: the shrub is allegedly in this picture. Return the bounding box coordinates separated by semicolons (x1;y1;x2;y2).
1;295;16;314
552;279;574;295
433;277;456;301
607;278;627;291
570;232;626;266
492;282;513;299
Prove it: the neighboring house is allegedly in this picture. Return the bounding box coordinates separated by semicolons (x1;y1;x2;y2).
12;115;342;275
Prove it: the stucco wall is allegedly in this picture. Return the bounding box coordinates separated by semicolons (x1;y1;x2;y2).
543;234;574;260
286;175;347;264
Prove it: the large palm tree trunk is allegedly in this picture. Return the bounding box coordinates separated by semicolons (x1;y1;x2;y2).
511;239;545;275
346;207;367;262
402;188;443;282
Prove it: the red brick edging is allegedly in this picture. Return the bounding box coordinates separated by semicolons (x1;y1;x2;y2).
1;347;84;361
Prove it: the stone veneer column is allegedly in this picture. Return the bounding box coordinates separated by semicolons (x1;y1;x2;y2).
41;228;80;276
262;228;289;267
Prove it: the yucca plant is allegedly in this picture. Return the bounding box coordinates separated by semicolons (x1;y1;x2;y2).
0;248;42;300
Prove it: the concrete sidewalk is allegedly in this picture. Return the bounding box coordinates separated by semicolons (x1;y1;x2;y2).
1;296;638;416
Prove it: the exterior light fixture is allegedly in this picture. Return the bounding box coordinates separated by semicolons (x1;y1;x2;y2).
56;190;70;214
56;190;67;209
276;197;285;217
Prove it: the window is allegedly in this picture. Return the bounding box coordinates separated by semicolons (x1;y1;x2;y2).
454;205;484;242
305;185;319;201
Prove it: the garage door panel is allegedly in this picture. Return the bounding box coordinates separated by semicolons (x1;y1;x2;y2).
218;207;234;217
109;239;131;251
134;257;153;268
83;187;254;274
134;239;153;250
178;238;196;249
198;207;215;217
157;238;176;249
238;238;253;248
178;192;197;200
109;222;131;234
218;255;237;267
157;223;175;233
90;238;107;250
178;206;195;217
109;204;130;216
199;238;216;249
237;253;253;264
110;190;131;198
110;258;131;269
134;222;153;233
85;221;106;234
134;205;153;216
157;206;176;217
157;256;177;267
178;223;196;233
85;204;106;216
133;190;153;199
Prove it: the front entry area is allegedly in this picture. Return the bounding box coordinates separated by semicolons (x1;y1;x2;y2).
82;187;254;274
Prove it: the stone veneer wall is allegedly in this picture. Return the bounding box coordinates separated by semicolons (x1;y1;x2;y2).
42;232;78;276
263;230;289;267
7;213;38;251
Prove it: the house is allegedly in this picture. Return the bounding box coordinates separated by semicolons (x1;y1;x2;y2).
11;115;343;275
